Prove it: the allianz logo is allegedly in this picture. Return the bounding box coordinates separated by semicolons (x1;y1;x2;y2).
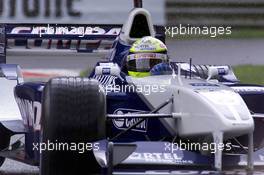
113;109;148;132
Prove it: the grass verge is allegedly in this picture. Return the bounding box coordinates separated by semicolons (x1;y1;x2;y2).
80;67;94;77
233;65;264;85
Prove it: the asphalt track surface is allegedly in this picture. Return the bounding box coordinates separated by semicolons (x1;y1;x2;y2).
2;39;264;174
7;39;264;70
168;39;264;65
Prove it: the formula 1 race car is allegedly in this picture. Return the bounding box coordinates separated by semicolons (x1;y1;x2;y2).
0;0;264;174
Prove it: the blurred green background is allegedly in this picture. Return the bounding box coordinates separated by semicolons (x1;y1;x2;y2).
166;0;264;85
166;0;264;39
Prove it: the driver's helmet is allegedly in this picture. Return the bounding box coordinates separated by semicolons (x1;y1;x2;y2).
126;36;168;77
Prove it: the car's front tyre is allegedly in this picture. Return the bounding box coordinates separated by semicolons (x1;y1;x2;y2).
40;77;106;175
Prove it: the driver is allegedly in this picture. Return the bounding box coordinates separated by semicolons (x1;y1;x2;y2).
125;36;172;78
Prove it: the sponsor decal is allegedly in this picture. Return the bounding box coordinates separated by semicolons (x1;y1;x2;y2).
0;27;4;34
10;26;121;36
8;26;120;49
135;44;156;51
132;36;166;52
112;108;148;132
0;0;81;18
15;98;41;130
102;68;111;75
142;170;256;175
190;83;219;87
128;152;193;164
127;53;167;60
217;67;227;75
0;26;5;57
232;86;264;93
0;44;4;55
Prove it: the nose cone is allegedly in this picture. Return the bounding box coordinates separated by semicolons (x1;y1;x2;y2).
199;89;254;136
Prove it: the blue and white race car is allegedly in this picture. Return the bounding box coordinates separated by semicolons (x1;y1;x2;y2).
0;0;264;174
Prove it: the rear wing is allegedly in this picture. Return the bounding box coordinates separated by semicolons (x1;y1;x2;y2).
0;24;165;63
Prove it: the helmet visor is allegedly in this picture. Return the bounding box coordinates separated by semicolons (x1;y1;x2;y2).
127;53;167;72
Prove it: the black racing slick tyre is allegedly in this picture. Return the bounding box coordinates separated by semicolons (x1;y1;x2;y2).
41;77;106;175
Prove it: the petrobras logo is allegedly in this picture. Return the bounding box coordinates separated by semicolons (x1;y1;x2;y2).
10;25;121;38
112;108;148;132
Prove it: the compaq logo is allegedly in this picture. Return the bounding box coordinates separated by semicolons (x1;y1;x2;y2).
112;109;148;132
10;26;121;36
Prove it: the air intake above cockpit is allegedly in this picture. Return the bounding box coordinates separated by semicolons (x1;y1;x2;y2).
120;8;155;44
